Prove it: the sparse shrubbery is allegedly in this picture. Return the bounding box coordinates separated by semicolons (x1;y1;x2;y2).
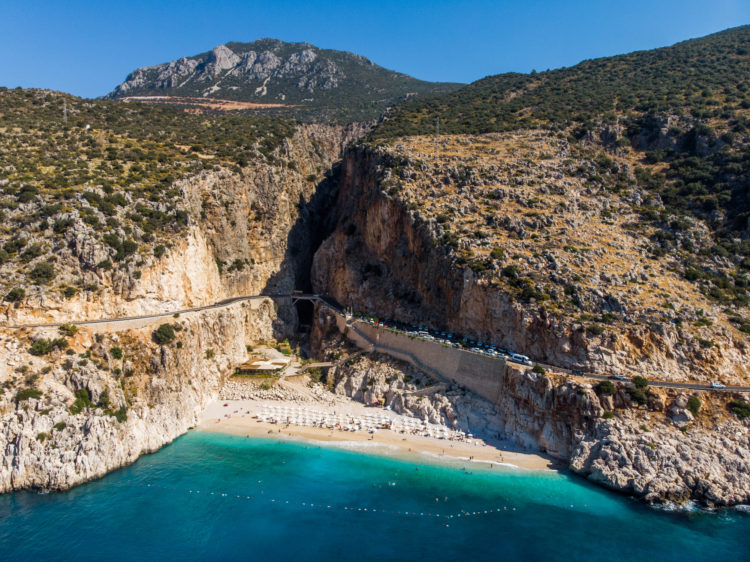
4;287;25;302
14;388;42;403
59;323;78;337
29;338;68;356
597;380;616;396
28;262;56;285
728;399;750;420
69;388;93;414
632;376;649;389
687;395;701;416
153;323;176;345
627;387;648;405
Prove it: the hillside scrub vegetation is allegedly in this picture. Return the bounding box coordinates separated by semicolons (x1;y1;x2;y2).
0;87;297;299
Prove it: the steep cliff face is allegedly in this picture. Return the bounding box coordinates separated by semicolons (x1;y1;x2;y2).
310;141;750;506
312;141;750;384
0;123;357;493
0;299;276;492
312;310;750;506
3;124;349;327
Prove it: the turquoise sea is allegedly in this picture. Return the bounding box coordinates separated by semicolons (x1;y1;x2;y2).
1;431;748;561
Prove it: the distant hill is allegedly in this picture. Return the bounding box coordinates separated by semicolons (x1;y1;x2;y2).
104;39;462;123
374;25;750;137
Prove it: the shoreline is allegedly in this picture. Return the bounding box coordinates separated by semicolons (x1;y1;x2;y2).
198;399;557;472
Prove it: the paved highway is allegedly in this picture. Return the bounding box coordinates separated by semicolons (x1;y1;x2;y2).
0;293;327;330
2;293;747;393
535;362;750;393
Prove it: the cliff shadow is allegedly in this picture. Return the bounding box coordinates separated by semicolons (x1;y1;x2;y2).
262;161;343;339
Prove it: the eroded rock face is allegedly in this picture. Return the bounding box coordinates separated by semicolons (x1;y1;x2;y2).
0;300;276;493
570;416;750;506
312;309;750;506
108;42;345;99
312;143;749;384
0;124;358;493
2;124;347;327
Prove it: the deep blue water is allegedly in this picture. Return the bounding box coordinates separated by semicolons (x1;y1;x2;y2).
1;431;748;561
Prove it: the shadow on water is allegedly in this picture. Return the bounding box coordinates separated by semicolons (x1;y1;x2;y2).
262;161;342;340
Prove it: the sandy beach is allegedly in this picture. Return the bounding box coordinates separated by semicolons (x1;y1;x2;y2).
199;398;556;471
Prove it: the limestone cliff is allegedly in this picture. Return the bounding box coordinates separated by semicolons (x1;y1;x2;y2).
3;123;348;327
312;139;750;385
0;122;355;492
310;139;750;506
0;299;275;492
312;312;750;506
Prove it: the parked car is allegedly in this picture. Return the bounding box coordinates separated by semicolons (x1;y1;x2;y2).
710;381;726;389
609;375;629;381
508;353;533;366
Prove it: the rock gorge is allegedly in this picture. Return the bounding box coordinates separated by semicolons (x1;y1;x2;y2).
1;121;748;506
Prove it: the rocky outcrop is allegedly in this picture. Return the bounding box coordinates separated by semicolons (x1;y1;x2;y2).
571;415;750;506
313;307;750;507
0;299;276;492
0;120;356;493
103;39;461;121
312;142;750;384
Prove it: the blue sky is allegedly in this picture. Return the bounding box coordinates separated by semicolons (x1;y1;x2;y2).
1;0;749;98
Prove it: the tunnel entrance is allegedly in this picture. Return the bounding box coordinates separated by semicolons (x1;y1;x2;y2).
295;299;315;332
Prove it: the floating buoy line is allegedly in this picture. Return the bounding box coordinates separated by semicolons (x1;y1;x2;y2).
113;480;519;521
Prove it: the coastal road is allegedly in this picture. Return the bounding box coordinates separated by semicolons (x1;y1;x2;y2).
535;362;750;393
0;293;327;330
3;293;748;393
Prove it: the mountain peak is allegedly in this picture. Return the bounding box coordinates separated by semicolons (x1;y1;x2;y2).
104;39;461;122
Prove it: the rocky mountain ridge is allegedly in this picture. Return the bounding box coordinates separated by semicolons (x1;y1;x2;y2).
104;39;462;122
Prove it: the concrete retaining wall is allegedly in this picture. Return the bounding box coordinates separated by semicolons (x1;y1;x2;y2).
338;318;509;406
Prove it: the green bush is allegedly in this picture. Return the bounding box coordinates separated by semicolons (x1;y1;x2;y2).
69;388;93;414
153;323;176;345
29;337;68;356
28;262;56;284
36;432;48;443
110;347;123;360
53;422;67;431
627;387;648;405
602;411;615;419
30;339;53;355
632;376;649;389
687;395;701;416
597;380;616;396
59;323;78;337
14;388;42;403
308;367;324;383
531;364;546;374
728;399;750;420
4;287;25;302
20;243;43;263
110;406;128;422
490;247;505;260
